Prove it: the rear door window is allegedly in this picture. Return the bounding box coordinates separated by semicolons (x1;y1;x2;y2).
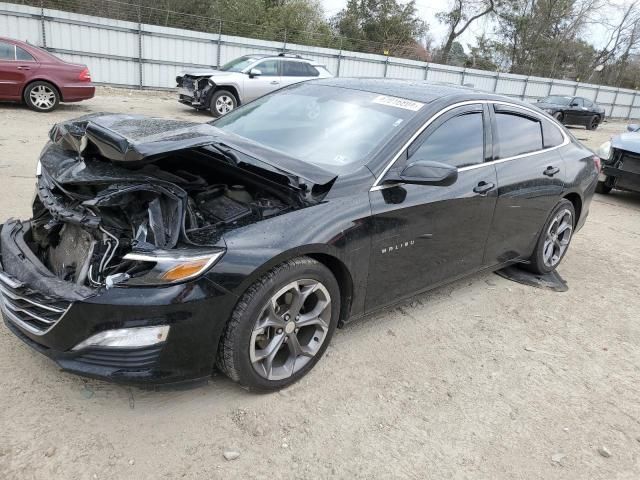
0;41;15;60
282;61;319;77
494;112;543;158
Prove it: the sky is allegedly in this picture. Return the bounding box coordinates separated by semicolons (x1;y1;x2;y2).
320;0;627;52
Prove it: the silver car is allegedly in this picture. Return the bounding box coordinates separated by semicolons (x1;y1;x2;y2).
176;53;333;117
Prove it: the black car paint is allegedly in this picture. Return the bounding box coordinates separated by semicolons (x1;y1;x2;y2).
0;79;598;385
536;96;605;127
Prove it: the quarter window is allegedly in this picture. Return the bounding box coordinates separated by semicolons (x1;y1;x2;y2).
542;121;564;148
0;41;15;60
16;46;35;61
495;113;543;158
253;60;279;76
410;113;484;168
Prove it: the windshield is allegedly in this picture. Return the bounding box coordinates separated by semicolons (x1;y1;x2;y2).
540;96;572;105
220;56;257;72
213;83;421;173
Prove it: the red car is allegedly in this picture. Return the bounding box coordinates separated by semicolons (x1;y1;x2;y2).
0;36;94;112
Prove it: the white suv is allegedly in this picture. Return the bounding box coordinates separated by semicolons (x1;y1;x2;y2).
176;53;333;117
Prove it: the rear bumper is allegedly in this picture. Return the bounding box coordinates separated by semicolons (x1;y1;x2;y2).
60;84;95;102
0;220;238;385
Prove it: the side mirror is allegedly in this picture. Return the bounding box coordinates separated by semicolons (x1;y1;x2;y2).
570;102;579;107
627;124;640;132
385;160;458;186
248;68;262;78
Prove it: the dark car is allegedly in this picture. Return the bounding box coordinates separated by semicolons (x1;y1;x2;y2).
0;36;94;112
0;79;598;391
595;123;640;194
535;95;605;130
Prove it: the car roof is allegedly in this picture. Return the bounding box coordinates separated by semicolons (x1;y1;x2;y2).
0;36;28;46
313;78;500;104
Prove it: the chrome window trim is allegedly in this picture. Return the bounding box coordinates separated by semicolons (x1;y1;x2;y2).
370;99;569;192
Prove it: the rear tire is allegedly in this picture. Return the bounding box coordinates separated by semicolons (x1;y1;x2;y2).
24;81;60;112
526;199;575;275
586;115;600;130
209;89;237;117
216;257;340;391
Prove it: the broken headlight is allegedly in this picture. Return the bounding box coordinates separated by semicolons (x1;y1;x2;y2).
596;140;611;161
108;249;225;287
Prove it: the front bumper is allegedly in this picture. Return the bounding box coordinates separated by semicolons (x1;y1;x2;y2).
602;165;640;192
0;220;238;385
177;83;211;109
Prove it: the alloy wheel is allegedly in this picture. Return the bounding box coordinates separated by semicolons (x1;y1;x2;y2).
29;85;56;110
542;208;573;268
250;279;331;381
215;95;235;115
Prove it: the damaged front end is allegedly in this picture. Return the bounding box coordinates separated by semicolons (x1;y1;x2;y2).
0;113;335;383
177;75;213;109
1;114;334;338
25;113;333;291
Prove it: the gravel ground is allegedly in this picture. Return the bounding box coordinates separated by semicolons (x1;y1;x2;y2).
1;89;639;480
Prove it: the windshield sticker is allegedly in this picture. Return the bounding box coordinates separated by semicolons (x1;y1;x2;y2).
373;95;424;111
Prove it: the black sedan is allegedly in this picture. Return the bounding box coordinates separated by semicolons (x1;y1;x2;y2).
535;95;605;130
0;79;599;391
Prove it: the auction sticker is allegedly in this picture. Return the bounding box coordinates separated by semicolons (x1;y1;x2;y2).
372;95;424;111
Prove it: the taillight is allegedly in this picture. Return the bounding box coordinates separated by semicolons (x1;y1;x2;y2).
78;67;91;82
592;155;601;173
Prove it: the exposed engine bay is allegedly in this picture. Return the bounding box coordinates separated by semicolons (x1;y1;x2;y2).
22;113;335;290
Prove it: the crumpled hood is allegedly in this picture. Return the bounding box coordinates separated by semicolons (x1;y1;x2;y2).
48;113;336;187
611;131;640;155
180;69;238;78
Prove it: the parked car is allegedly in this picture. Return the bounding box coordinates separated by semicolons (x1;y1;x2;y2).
595;123;640;194
535;95;605;130
176;53;332;117
0;36;94;112
0;79;598;390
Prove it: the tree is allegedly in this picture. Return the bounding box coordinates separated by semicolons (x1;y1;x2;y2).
332;0;429;56
437;0;495;64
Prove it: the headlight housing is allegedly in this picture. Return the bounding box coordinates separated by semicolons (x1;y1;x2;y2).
72;325;170;350
596;140;611;160
108;249;225;287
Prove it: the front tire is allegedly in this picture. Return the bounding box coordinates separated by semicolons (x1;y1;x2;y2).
553;111;564;123
24;81;60;112
596;180;612;194
209;89;237;117
526;199;575;275
216;257;340;391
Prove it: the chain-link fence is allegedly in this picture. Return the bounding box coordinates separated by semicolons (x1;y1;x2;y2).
2;0;639;117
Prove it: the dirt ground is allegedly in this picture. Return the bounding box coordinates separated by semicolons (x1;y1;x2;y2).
1;89;639;480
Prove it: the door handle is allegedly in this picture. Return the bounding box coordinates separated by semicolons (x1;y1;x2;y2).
17;66;31;70
473;181;495;195
270;81;279;85
543;166;560;176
